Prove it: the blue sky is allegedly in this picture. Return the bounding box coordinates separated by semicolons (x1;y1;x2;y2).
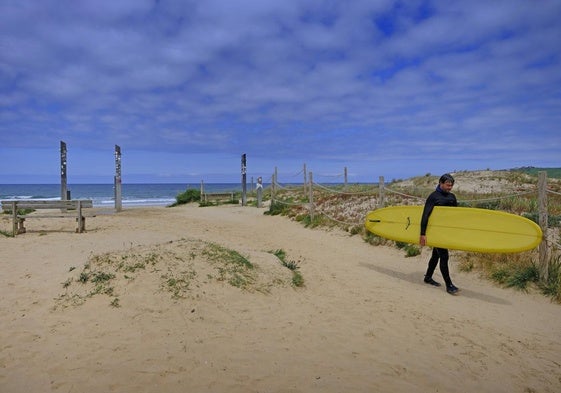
1;0;560;184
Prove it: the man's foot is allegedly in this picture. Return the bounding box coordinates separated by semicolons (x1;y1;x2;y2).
446;284;459;295
424;276;441;287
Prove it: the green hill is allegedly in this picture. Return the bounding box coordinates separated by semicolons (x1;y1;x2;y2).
512;167;561;179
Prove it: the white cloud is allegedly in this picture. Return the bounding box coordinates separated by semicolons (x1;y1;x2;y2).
0;0;559;182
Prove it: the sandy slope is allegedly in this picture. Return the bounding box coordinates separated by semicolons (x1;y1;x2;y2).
1;205;560;393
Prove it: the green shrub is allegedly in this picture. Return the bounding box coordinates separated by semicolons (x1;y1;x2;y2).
363;231;386;246
265;200;290;216
541;254;561;302
172;189;200;206
404;244;421;257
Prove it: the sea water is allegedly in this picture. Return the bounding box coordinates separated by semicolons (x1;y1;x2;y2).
0;183;245;207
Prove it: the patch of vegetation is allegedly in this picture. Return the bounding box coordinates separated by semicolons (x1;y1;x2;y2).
458;251;561;300
198;193;240;207
296;213;328;228
523;213;561;227
56;262;119;307
363;231;387;246
395;242;421;257
202;242;255;289
56;238;301;309
171;188;201;206
163;268;197;298
2;208;35;216
269;248;305;288
265;200;292;216
513;167;561;179
540;254;561;303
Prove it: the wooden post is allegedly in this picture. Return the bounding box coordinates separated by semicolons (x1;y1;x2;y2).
309;171;314;220
379;176;385;208
77;200;83;233
256;176;263;208
60;141;68;213
60;141;67;201
303;163;307;197
344;166;348;189
114;145;122;212
11;201;17;237
538;171;548;281
241;154;247;206
200;180;204;200
271;172;276;205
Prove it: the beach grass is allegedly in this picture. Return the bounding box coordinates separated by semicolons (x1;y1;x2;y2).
270;248;305;288
55;239;298;308
267;169;561;302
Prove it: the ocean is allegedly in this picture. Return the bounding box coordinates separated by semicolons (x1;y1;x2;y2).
0;183;246;208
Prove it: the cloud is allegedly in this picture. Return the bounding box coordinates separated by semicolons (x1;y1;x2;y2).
1;0;560;182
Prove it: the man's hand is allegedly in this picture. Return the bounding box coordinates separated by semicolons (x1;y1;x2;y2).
419;235;427;247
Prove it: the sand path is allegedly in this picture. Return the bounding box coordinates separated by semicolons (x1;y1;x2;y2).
1;205;560;392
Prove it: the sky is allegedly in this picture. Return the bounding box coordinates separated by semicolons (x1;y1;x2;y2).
1;0;560;184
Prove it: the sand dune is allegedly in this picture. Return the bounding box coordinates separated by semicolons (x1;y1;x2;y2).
1;204;560;392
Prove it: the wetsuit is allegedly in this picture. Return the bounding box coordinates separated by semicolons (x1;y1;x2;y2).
420;185;458;286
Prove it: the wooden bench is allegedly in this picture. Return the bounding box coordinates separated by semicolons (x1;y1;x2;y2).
202;192;236;203
1;199;93;236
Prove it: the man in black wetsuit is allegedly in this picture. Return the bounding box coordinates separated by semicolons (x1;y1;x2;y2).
419;173;459;295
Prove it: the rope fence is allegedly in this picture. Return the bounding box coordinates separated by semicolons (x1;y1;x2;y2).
260;169;561;281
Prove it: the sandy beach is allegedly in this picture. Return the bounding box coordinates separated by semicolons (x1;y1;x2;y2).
1;204;560;393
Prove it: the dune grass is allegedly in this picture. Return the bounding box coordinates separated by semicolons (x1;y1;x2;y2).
266;170;561;302
270;248;305;288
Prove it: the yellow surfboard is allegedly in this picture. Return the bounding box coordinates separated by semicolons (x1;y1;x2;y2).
365;206;542;253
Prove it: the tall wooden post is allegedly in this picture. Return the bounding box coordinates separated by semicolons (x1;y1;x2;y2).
241;153;247;206
538;171;548;281
256;176;263;208
271;171;276;204
303;163;307;197
114;145;122;212
344;167;348;189
379;176;385;208
200;180;204;200
308;171;314;220
60;141;67;201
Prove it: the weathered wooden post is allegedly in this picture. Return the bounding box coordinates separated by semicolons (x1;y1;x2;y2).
344;166;348;189
538;171;548;281
303;163;307;197
379;176;385;208
270;173;274;203
241;153;247;206
200;180;204;200
60;141;67;201
256;176;263;208
308;171;314;220
114;145;122;212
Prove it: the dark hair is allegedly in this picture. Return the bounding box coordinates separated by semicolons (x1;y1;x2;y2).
439;173;455;184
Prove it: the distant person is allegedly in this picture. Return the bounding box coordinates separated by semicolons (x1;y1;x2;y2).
419;173;459;295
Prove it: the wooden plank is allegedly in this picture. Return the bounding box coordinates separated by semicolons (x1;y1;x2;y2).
1;200;93;211
203;193;235;202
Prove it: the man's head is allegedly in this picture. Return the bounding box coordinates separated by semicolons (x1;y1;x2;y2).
439;173;455;193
